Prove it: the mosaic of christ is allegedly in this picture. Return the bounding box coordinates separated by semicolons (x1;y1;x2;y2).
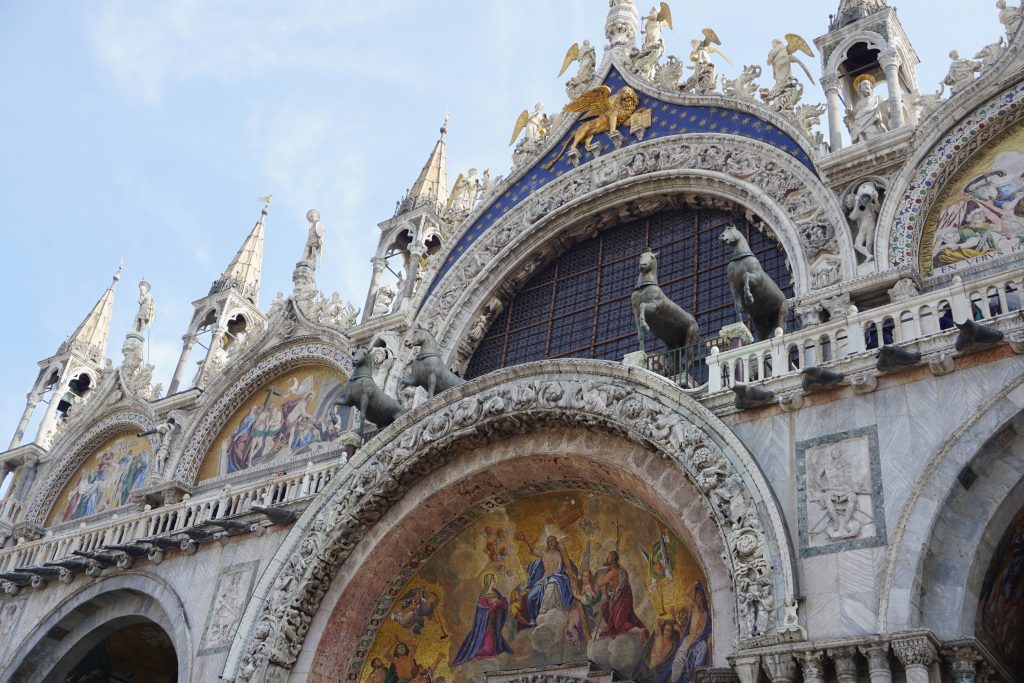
202;366;348;479
49;431;151;524
357;490;711;683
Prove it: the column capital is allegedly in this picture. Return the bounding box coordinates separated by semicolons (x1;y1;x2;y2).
821;74;840;91
24;393;40;407
879;49;901;70
828;646;859;682
371;256;387;270
181;333;197;346
728;655;761;683
859;642;892;671
892;635;937;668
798;650;826;681
762;653;798;683
944;644;982;679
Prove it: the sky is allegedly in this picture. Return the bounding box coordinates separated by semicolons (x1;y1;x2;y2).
0;0;1003;446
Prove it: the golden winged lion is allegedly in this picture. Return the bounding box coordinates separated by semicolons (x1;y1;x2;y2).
542;85;640;170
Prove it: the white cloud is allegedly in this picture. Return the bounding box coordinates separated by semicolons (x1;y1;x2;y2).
86;0;417;104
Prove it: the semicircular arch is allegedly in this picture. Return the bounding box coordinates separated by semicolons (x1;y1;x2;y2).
221;360;799;682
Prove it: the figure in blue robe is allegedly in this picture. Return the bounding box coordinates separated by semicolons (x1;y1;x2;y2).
517;534;576;625
453;573;513;665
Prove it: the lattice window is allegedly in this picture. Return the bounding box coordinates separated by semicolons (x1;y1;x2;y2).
465;207;794;380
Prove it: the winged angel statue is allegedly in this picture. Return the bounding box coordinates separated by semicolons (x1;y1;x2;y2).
559;39;597;99
684;28;731;94
630;3;673;79
761;34;816;110
542;85;642;170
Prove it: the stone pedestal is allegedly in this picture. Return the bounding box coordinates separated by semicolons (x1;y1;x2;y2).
721;322;754;348
623;350;648;368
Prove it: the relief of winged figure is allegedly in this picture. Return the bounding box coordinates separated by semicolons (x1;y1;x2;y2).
761;34;816;110
683;28;731;94
629;3;673;79
560;39;597;100
542;85;642;170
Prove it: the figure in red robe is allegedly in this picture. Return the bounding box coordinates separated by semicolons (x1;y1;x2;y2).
595;551;647;638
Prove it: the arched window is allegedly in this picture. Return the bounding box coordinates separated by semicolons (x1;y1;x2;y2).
466;206;793;379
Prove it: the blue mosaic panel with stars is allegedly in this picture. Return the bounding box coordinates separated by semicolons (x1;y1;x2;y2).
424;68;816;303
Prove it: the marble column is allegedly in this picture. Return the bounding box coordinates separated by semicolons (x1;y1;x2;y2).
362;257;387;323
829;647;859;683
404;243;427;302
860;643;893;683
822;75;845;152
946;645;982;683
34;378;69;445
762;653;798;683
893;636;936;683
798;651;826;683
880;50;906;129
168;333;197;395
9;394;40;450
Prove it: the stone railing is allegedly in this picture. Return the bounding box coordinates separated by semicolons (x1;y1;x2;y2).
707;272;1024;391
0;458;345;576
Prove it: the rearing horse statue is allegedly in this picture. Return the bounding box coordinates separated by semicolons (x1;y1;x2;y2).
631;251;701;361
721;225;787;341
401;325;464;400
336;346;404;436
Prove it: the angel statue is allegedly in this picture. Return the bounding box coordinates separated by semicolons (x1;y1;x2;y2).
509;103;548;147
761;34;816;110
447;169;478;217
629;3;672;80
543;85;642;170
560;40;597;99
683;28;730;94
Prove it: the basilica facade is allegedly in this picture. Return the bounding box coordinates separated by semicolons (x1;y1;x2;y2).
2;1;1024;681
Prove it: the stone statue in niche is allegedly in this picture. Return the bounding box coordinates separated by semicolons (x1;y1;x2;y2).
845;181;882;262
721;226;787;341
631;251;701;363
846;75;888;144
400;324;464;400
372;285;396;318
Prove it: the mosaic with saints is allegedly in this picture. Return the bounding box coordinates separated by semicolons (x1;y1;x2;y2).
203;366;348;478
358;490;711;683
50;431;151;524
927;126;1024;275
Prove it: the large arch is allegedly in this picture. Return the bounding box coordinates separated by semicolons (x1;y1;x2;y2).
414;134;850;372
169;335;355;485
221;360;799;682
0;572;193;682
879;368;1024;636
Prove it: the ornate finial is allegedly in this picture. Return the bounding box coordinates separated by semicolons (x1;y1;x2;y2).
114;260;124;284
606;0;640;54
259;194;272;218
441;109;450;136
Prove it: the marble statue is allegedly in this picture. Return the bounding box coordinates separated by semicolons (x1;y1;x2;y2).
810;446;863;540
975;38;1007;71
132;280;155;335
629;3;672;79
846;181;881;261
268;292;287;319
846;76;889;143
400;325;464;400
631;251;701;362
447;169;478;216
683;28;730;94
943;50;983;95
303;210;325;265
559;40;597;99
998;0;1023;37
141;417;178;477
372;285;396;317
761;34;815;110
509;104;547;146
721;226;787;341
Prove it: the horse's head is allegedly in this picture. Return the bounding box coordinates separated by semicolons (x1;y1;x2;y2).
719;225;745;249
638;251;659;274
404;324;433;350
351;346;372;368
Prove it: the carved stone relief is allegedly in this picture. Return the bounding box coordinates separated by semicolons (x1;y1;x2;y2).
796;426;887;557
199;560;261;656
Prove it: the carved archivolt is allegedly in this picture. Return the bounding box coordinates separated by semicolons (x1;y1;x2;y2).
222;361;798;682
413;134;848;371
24;409;157;526
170;340;355;485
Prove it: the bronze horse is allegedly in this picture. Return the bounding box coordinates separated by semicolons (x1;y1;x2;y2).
631;251;701;361
401;325;464;400
337;346;404;436
721;226;787;341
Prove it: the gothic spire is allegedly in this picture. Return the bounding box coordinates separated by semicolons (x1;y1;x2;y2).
401;115;449;213
211;200;267;304
831;0;889;30
60;263;122;363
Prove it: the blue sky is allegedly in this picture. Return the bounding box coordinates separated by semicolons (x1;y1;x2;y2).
0;1;1001;443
